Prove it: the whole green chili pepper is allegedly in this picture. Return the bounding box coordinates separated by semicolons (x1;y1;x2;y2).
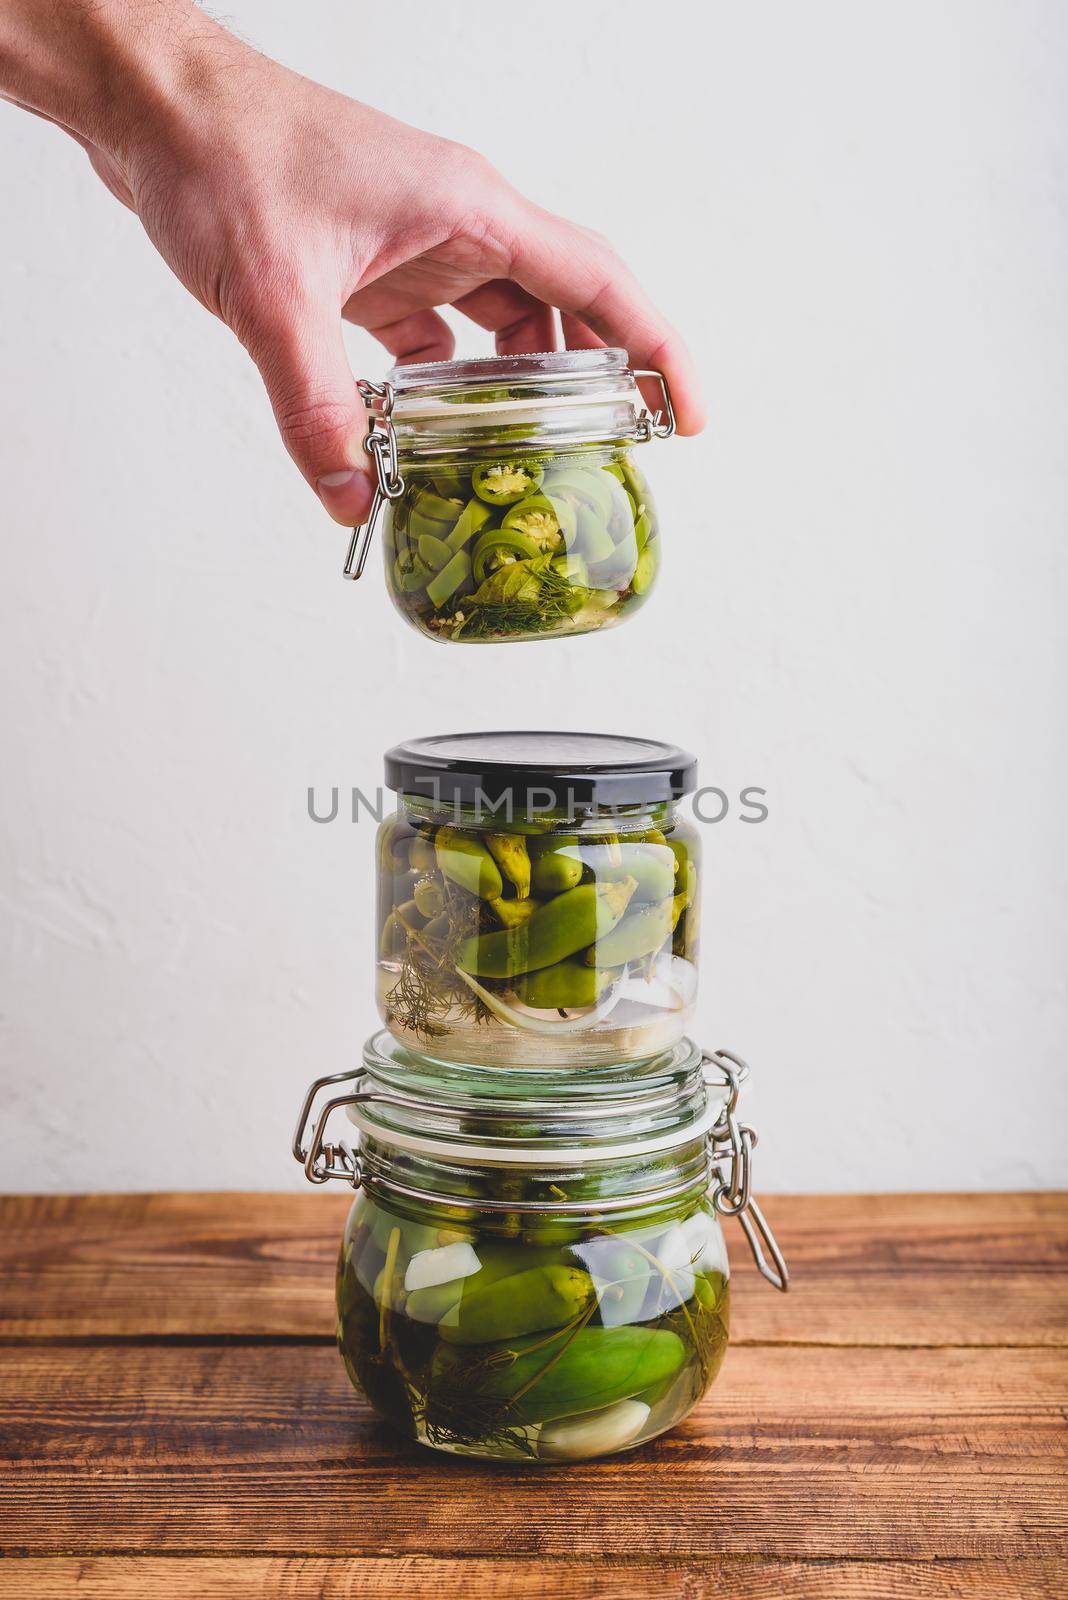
456;877;637;978
512;957;617;1010
412;875;445;918
431;1325;685;1424
529;845;584;896
490;896;542;929
582;841;676;902
485;833;531;899
409;834;437;874
585;896;677;967
435;827;503;900
437;1264;595;1345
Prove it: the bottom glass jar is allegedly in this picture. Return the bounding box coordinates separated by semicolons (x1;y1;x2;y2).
294;1041;787;1463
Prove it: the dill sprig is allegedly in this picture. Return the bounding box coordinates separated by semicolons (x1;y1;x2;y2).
383;881;492;1040
451;557;591;641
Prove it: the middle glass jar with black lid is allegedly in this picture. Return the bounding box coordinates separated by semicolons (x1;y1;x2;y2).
377;732;700;1070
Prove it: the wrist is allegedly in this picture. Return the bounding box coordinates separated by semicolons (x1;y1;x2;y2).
0;0;224;154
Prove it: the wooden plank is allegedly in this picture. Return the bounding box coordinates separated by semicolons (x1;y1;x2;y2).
1;1344;1065;1560
2;1192;1066;1346
0;1556;1064;1599
0;1193;344;1341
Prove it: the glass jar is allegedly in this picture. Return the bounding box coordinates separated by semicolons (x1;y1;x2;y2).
377;732;701;1069
343;351;676;644
292;1043;788;1464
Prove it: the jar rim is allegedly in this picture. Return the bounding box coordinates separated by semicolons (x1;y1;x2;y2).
387;348;630;396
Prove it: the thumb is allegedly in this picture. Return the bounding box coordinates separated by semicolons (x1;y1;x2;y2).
243;302;375;525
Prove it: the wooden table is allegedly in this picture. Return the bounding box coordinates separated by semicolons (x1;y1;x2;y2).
0;1192;1065;1597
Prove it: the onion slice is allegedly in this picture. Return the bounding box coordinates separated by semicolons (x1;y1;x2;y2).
453;966;624;1034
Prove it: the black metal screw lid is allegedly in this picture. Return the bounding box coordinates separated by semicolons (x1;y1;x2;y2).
383;731;698;812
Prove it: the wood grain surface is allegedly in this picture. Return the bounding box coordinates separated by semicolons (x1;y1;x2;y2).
0;1191;1065;1598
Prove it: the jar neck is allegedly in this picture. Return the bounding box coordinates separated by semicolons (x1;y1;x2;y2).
398;794;681;836
387;349;646;457
357;1135;712;1231
349;1033;724;1226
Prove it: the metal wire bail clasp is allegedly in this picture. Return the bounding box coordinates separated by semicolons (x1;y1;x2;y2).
343;379;405;581
704;1048;790;1293
632;369;677;442
291;1069;369;1188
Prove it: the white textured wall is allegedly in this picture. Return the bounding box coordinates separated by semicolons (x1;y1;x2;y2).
1;0;1065;1193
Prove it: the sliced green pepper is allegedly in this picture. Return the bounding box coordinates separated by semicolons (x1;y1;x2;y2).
471;526;541;584
550;552;588;586
502;493;573;552
426;549;471;608
634;510;653;553
544;467;615;518
471;461;545;505
429;469;469;499
632;543;659;595
408;490;464;543
574;505;616;565
417;533;452;571
392;552;433;594
445;498;494;554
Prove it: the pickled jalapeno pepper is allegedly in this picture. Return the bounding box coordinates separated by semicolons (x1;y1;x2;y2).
382;448;661;643
337;1188;729;1462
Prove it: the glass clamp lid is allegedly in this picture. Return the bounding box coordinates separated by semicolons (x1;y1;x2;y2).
292;1044;789;1292
343;349;676;584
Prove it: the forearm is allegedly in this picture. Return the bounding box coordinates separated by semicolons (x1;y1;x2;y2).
0;0;221;152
